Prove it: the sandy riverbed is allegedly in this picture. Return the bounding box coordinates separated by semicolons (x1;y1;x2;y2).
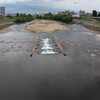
0;27;12;34
24;20;70;33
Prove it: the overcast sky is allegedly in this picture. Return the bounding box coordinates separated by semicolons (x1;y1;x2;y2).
0;0;99;14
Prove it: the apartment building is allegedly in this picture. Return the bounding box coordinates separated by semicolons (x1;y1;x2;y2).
79;10;85;16
0;7;5;16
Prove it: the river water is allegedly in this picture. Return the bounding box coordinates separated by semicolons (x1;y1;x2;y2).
0;20;100;100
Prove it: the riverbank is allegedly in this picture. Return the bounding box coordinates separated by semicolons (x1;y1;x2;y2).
0;27;12;34
0;22;15;29
0;18;15;25
81;22;100;34
73;17;100;34
0;22;15;34
24;20;70;33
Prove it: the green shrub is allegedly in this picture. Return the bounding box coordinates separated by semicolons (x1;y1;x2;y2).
36;13;73;23
14;13;34;23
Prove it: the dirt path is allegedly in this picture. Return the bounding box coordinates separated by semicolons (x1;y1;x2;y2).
24;20;70;33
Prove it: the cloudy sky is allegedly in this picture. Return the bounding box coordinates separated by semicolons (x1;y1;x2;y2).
0;0;99;14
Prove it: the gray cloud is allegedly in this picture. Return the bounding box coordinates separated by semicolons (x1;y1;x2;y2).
0;0;100;13
74;1;81;4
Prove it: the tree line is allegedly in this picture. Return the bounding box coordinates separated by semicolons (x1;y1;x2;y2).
36;13;73;23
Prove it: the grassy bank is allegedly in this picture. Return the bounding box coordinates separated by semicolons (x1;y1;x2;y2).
0;18;16;24
73;17;100;26
81;17;94;22
73;17;94;23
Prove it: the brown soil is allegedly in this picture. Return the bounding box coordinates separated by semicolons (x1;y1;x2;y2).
24;20;70;33
0;27;12;34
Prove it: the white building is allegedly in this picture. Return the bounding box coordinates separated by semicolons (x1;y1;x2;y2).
10;13;17;17
72;14;80;17
0;7;5;16
79;10;85;16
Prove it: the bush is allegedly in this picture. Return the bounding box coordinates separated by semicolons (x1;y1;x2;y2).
36;13;73;23
14;13;34;23
7;15;12;19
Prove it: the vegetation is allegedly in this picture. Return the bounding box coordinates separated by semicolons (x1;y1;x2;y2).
92;10;97;17
81;17;94;21
73;17;100;26
7;15;12;19
73;17;94;23
93;21;100;26
16;13;19;17
0;18;15;24
14;13;34;23
36;13;73;23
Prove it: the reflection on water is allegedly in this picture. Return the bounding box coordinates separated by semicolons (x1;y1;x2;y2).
0;20;94;37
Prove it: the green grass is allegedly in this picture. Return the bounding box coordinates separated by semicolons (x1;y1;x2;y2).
81;17;94;22
90;21;100;26
73;17;94;23
95;21;100;24
73;17;100;27
0;18;16;24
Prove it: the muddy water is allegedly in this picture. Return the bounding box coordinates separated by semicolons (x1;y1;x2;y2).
0;20;100;100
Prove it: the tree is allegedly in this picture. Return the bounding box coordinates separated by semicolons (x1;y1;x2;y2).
92;10;97;17
20;13;24;17
23;13;26;17
16;13;19;17
7;15;12;18
28;14;32;17
36;13;73;22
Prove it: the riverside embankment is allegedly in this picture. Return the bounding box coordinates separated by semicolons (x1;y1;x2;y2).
0;22;15;29
0;22;15;34
74;17;100;33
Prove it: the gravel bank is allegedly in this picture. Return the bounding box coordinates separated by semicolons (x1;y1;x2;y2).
24;20;70;33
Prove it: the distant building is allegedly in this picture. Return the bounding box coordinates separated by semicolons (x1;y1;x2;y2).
79;10;85;16
58;10;70;15
72;14;80;17
65;11;70;15
0;7;5;16
97;12;100;15
70;11;75;15
58;11;61;14
85;13;92;17
62;11;65;14
10;13;17;17
32;13;37;17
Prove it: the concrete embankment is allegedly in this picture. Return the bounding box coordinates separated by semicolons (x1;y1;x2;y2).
0;22;15;29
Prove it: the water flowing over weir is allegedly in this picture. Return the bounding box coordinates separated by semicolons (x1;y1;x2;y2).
41;38;58;54
30;35;66;56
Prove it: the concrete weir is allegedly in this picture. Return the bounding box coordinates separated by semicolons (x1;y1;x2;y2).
41;38;58;54
30;35;66;56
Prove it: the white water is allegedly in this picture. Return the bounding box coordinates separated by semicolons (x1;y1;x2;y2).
41;38;58;54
